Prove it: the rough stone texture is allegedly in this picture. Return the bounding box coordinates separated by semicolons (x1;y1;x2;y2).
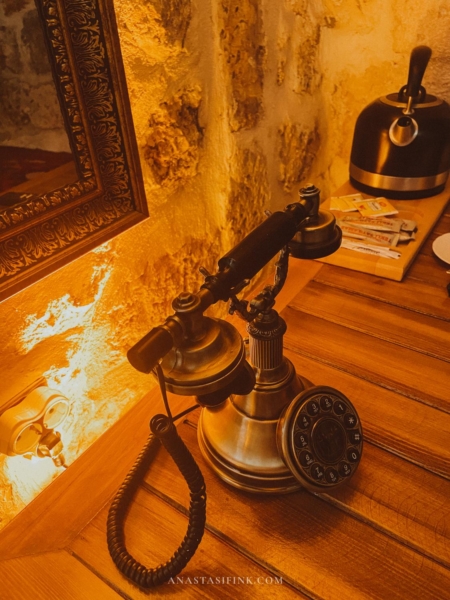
3;0;450;531
111;0;206;211
278;121;320;193
3;0;27;17
0;216;223;529
220;0;265;131
0;2;68;150
273;1;324;95
143;88;203;188
391;2;450;100
0;23;22;74
21;9;51;76
294;23;321;95
315;0;450;195
135;235;223;322
289;0;323;95
1;0;222;532
0;479;15;530
150;0;192;46
276;33;288;87
227;145;270;248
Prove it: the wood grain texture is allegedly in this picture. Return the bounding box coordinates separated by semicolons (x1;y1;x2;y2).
0;550;122;600
407;252;450;287
185;406;450;568
317;181;450;281
70;487;303;599
418;212;450;256
142;420;450;600
0;189;449;600
283;307;450;413
314;263;450;320
0;386;190;560
284;349;450;480
290;280;450;361
322;442;450;569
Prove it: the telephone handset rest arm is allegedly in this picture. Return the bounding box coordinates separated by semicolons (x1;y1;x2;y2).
127;199;314;375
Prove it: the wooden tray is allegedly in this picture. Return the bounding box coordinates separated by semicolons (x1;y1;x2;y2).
317;180;450;281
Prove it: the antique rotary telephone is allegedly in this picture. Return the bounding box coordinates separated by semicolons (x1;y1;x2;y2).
107;184;363;588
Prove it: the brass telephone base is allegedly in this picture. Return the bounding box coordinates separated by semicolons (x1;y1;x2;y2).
197;421;301;494
198;374;364;493
197;363;313;494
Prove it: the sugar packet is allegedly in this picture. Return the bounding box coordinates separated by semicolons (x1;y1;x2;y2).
340;215;403;232
338;221;400;247
341;239;401;259
329;193;362;212
353;197;399;217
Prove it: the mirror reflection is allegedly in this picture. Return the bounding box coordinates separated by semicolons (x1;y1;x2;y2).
0;0;148;302
0;0;77;207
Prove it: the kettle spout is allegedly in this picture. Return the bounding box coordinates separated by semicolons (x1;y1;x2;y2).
389;115;419;147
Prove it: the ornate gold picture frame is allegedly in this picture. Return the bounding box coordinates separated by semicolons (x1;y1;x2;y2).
0;0;148;301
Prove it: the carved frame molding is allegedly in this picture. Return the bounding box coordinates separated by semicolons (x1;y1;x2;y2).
0;0;148;301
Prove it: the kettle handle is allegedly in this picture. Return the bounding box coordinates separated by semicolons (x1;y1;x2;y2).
400;45;432;101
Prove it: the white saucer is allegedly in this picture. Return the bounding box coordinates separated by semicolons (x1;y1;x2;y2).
432;233;450;264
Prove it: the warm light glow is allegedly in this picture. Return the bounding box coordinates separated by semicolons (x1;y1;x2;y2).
19;267;111;354
0;262;139;531
4;454;58;512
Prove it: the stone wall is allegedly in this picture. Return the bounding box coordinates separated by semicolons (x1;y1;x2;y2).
1;0;450;529
0;0;69;151
316;0;450;194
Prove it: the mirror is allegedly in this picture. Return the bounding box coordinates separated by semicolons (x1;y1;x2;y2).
0;1;77;197
0;0;148;301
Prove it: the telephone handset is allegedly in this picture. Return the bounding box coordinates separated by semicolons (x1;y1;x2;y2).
107;185;363;588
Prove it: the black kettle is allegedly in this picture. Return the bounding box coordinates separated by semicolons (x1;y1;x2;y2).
349;46;450;199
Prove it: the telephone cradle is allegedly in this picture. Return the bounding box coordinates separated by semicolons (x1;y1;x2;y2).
106;184;363;588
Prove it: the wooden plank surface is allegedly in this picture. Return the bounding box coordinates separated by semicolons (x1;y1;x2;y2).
141;420;450;600
70;487;304;599
282;307;450;413
314;263;450;320
289;280;450;361
0;550;122;600
318;180;450;281
0;386;190;560
322;442;450;569
0;196;449;600
420;212;450;255
185;408;450;570
284;349;450;480
407;252;450;287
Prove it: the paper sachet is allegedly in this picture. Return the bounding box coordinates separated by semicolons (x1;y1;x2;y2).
340;215;403;232
352;197;399;217
338;221;400;247
329;193;362;212
339;216;417;241
341;239;401;259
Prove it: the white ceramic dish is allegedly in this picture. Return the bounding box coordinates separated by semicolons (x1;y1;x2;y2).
432;232;450;264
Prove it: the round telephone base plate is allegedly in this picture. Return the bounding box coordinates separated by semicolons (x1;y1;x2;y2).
197;419;301;494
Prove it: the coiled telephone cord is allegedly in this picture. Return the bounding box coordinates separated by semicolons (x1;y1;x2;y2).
106;412;206;588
